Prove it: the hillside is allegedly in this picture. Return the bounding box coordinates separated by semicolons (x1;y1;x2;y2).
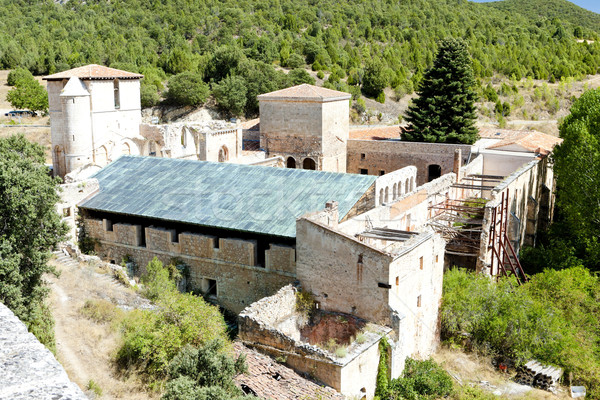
485;0;600;34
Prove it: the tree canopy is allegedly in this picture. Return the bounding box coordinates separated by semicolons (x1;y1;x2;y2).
6;70;48;114
0;134;67;349
403;38;479;144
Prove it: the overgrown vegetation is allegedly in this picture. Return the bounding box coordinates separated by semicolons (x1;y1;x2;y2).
0;134;67;352
6;67;48;114
2;0;600;116
441;268;600;398
115;257;242;395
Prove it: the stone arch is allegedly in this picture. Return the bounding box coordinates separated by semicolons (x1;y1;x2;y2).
384;187;389;203
405;178;410;194
286;157;296;168
410;176;415;191
303;157;316;170
428;164;442;182
218;145;229;162
393;183;398;199
121;141;131;155
379;188;384;206
96;145;108;166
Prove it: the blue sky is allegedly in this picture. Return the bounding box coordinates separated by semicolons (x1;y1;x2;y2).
470;0;600;14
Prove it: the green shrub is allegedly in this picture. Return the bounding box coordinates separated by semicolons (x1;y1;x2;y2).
165;72;210;107
288;68;315;85
212;75;247;117
374;337;390;399
87;380;102;396
388;358;453;400
285;53;305;69
316;70;324;79
141;257;177;301
7;67;34;87
80;299;124;325
295;290;315;317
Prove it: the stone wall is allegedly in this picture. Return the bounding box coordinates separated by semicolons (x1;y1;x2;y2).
238;285;390;399
0;303;87;399
84;218;296;313
347;140;471;186
57;178;99;242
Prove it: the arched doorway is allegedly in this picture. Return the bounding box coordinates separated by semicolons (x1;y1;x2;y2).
428;164;442;182
286;157;296;168
121;141;131;155
303;157;316;170
96;145;108;166
218;146;229;162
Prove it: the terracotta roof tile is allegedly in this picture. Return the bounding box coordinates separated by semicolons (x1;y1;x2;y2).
241;118;260;131
349;125;402;140
257;84;351;102
43;64;143;80
234;342;344;400
487;131;562;155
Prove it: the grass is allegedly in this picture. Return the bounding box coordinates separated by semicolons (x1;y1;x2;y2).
87;379;103;396
79;299;125;326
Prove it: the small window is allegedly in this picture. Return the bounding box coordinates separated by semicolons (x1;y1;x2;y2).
417;295;422;307
396;276;399;285
113;79;120;109
360;153;366;160
379;170;385;176
419;256;424;270
72;135;75;141
436;255;439;263
213;238;220;249
63;207;71;217
360;168;368;175
207;279;217;296
358;254;363;264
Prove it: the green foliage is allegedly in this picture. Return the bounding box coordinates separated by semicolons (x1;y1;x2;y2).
362;60;387;98
404;38;478;144
162;341;250;400
7;68;34;86
483;84;498;102
212;75;247;117
388;358;453;400
0;135;67;349
295;290;315;317
117;259;228;381
285;53;305;69
551;89;600;270
87;380;103;396
6;74;48;114
442;268;600;397
374;337;390;399
140;82;161;108
316;70;324;80
165;72;209;107
80;299;125;325
288;69;315;86
494;100;511;117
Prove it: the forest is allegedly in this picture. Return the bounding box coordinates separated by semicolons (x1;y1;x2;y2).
1;0;600;116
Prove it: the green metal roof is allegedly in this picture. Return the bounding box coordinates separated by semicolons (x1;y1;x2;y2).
79;156;376;238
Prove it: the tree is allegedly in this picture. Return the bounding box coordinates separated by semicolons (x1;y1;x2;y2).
6;77;49;114
0;135;67;349
7;67;34;86
287;68;315;86
404;38;479;144
552;89;600;269
212;75;247;117
361;59;387;98
165;72;210;107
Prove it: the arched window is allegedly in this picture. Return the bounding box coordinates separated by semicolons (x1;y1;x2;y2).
286;157;296;168
218;146;229;162
410;176;415;191
303;157;316;170
393;183;397;199
113;79;120;109
121;142;131;155
428;164;442;182
385;187;389;203
379;189;384;206
405;178;410;194
96;145;108;165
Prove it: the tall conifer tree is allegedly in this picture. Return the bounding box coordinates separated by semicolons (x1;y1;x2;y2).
404;38;479;144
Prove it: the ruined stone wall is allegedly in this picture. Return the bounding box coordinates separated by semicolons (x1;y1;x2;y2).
0;303;87;399
296;217;393;325
320;100;349;173
374;166;417;206
477;156;555;274
347;140;471;186
84;218;296;313
57;178;99;242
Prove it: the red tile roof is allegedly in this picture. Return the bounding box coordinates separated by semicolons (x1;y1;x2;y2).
349;125;402;140
487;131;562;156
241;118;260;131
43;64;143;80
257;84;351;102
234;342;344;400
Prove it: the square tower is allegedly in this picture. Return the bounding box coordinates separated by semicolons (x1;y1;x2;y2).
258;84;350;173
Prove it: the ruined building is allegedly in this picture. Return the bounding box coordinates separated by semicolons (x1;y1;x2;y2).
50;66;561;399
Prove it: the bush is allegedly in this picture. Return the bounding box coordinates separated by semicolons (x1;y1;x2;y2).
7;67;34;87
140;257;177;301
140;82;160;108
80;299;124;324
285;53;305;69
388;358;453;400
288;68;315;85
442;268;600;397
6;79;48;113
212;75;247;117
165;72;210;107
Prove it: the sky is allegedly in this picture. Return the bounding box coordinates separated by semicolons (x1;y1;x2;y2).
470;0;600;14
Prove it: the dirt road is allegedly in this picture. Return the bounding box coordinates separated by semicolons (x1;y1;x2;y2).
48;251;156;399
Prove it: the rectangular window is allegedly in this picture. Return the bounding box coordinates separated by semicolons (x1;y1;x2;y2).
396;276;399;285
419;256;424;270
379;170;385;176
417;295;422;307
63;207;71;217
360;168;368;175
436;255;439;263
113;79;120;109
202;278;217;297
361;153;366;160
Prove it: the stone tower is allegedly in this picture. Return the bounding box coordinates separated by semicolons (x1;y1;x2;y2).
43;65;143;178
257;84;350;173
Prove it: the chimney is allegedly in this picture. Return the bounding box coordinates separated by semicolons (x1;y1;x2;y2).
453;149;462;177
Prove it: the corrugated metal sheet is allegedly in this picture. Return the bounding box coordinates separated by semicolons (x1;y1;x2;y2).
79;156;376;238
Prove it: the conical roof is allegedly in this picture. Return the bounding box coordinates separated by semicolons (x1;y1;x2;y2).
60;76;90;97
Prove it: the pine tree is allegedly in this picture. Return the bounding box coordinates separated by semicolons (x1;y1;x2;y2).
404;38;479;144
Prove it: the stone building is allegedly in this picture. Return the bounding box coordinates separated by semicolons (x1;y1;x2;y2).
258;84;350;172
44;65;143;178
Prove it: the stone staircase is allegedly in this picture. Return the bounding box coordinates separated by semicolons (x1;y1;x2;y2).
51;249;122;289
